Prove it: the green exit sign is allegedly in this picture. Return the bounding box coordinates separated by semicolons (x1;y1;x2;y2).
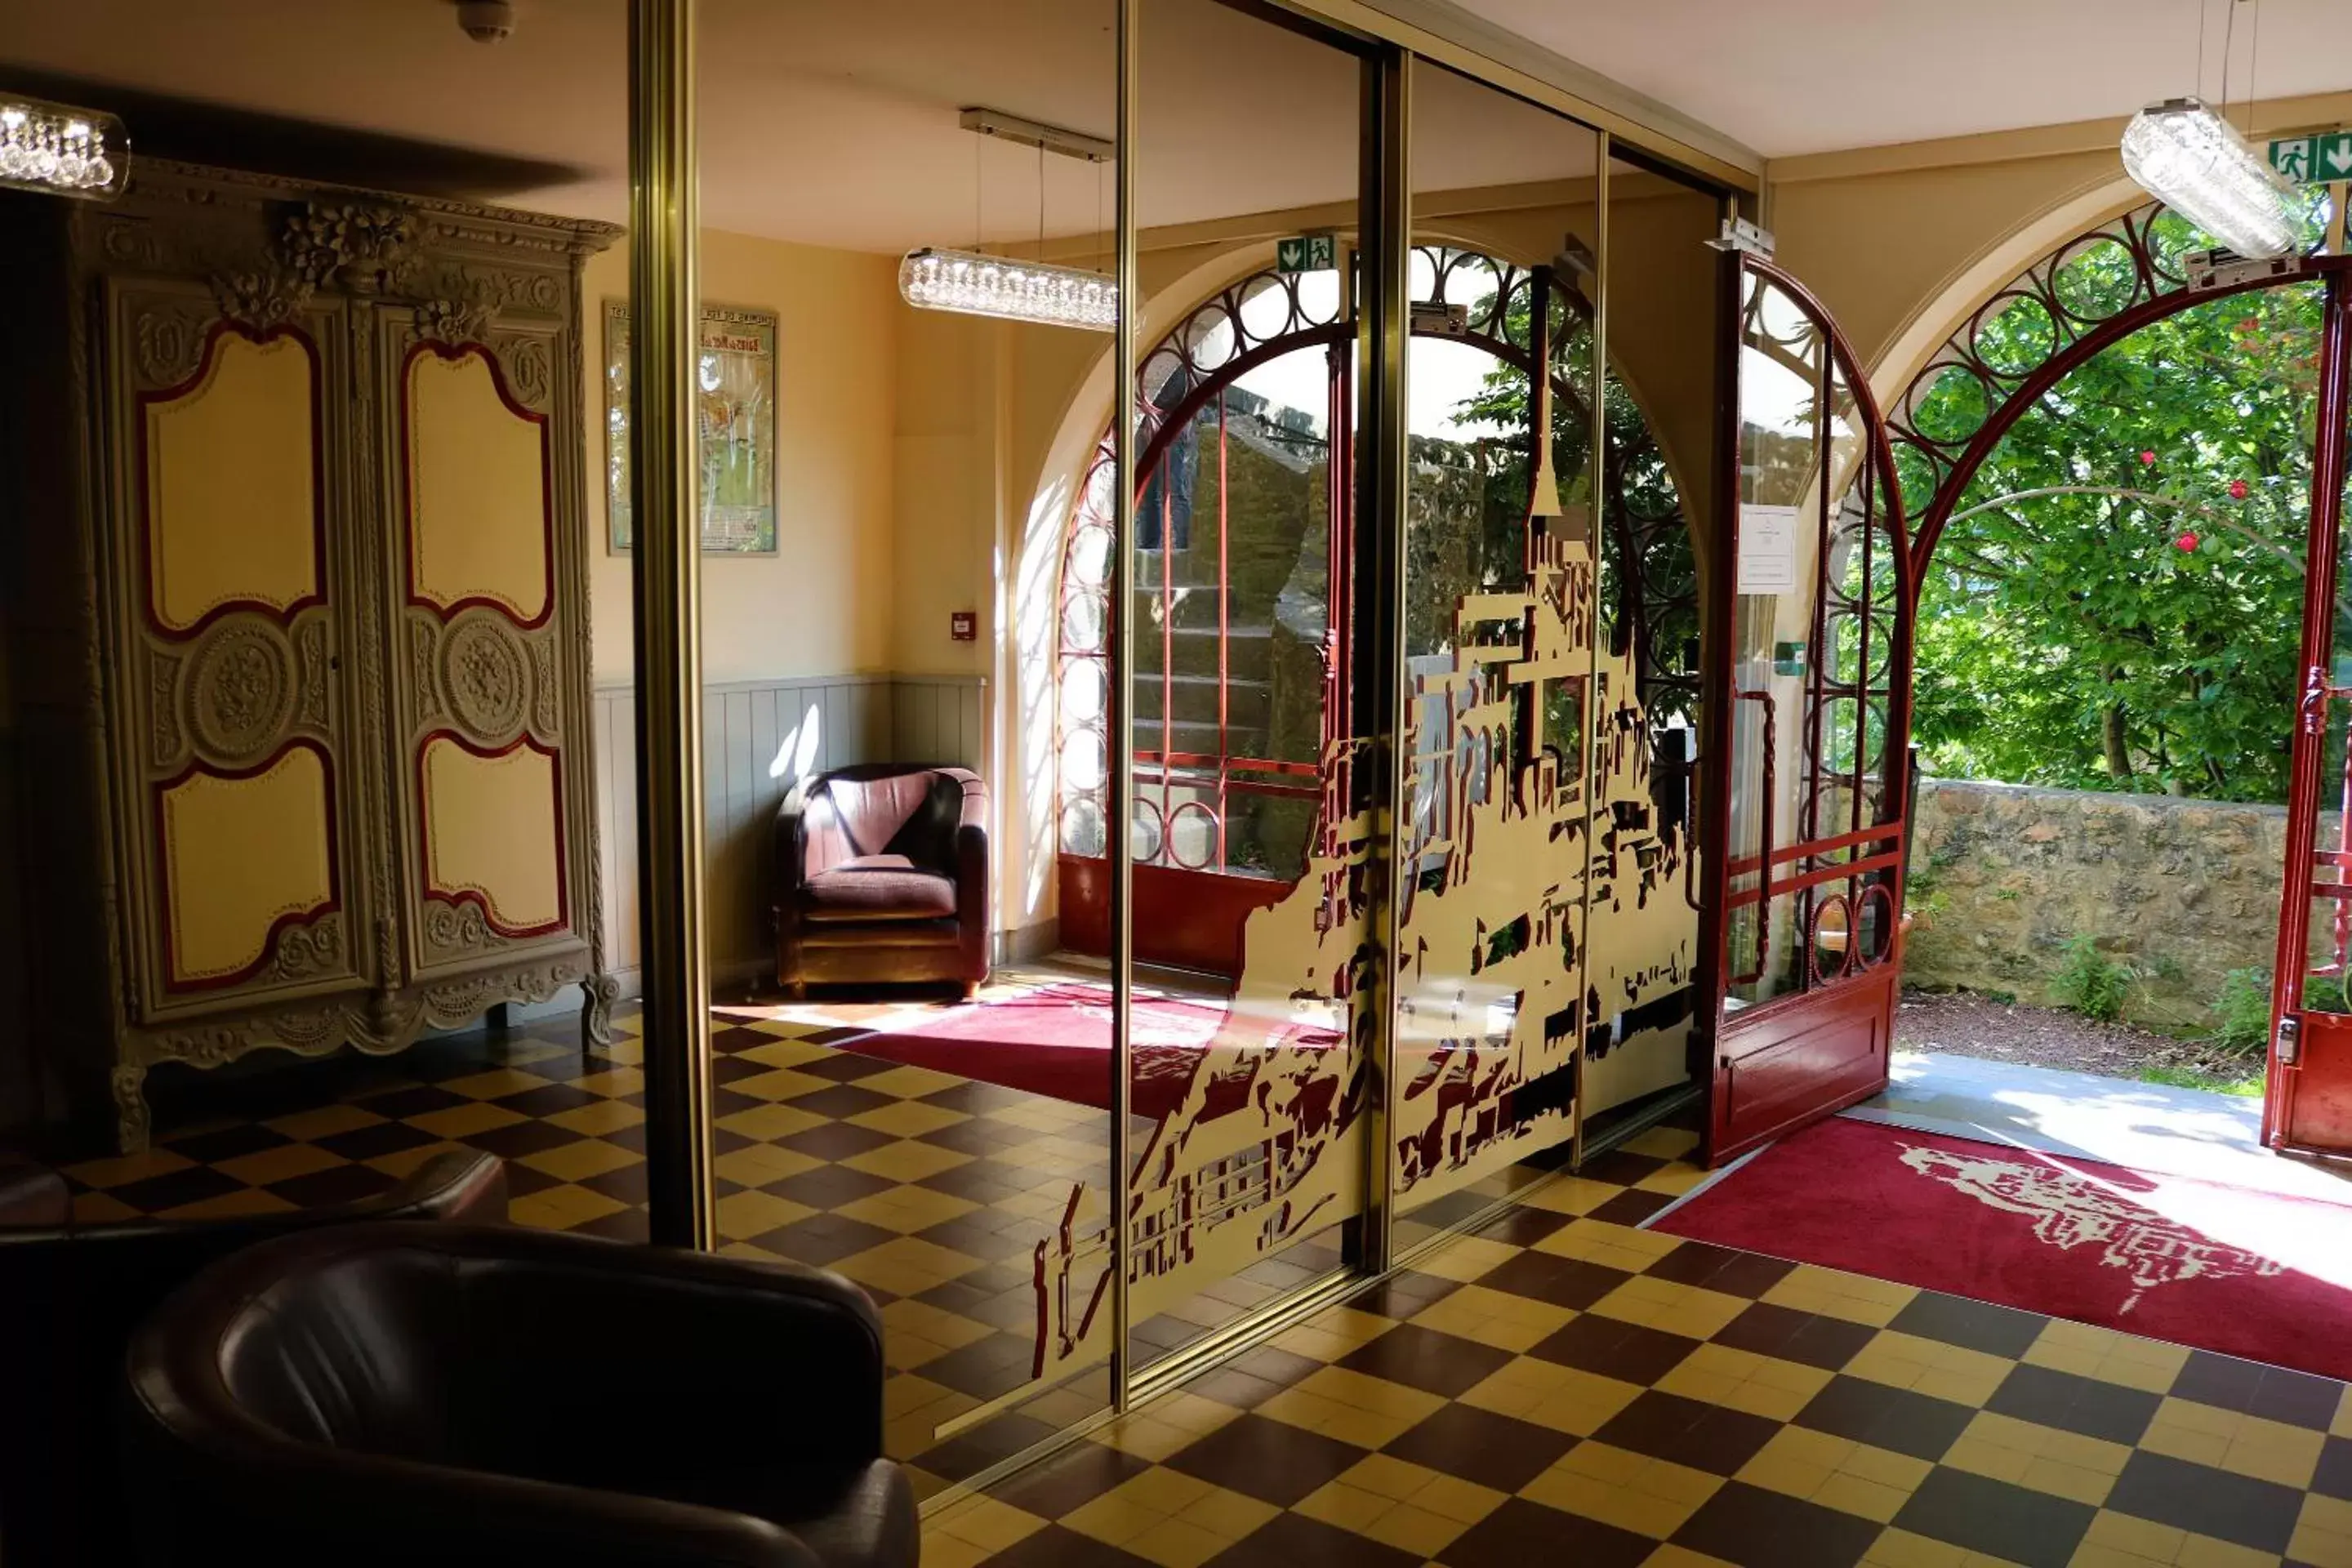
1276;234;1336;273
2269;130;2352;185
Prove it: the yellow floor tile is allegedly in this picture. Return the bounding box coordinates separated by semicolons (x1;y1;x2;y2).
841;1139;975;1184
402;1101;526;1139
516;1137;642;1183
508;1184;626;1231
262;1102;387;1140
847;1100;973;1139
713;1101;829;1142
439;1068;554;1101
710;1142;823;1190
212;1142;349;1187
547;1098;648;1137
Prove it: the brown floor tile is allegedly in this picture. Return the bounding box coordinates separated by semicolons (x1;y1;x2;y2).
2171;1351;2345;1430
1529;1312;1702;1387
1983;1361;2160;1446
1165;1413;1369;1507
1642;1240;1796;1300
1669;1478;1884;1568
990;1442;1156;1517
261;1163;398;1209
1439;1495;1655;1568
1333;1321;1517;1399
2315;1435;2352;1501
970;1523;1154;1568
1886;1290;2046;1360
1348;1268;1463;1321
1474;1249;1633;1311
1794;1374;1975;1462
1586;1188;1677;1226
1890;1464;2097;1568
1381;1402;1579;1493
1204;1511;1423;1568
1712;1302;1877;1371
1591;1389;1782;1475
312;1119;443;1162
2104;1448;2305;1554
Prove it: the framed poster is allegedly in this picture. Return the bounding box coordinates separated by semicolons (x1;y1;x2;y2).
604;300;777;554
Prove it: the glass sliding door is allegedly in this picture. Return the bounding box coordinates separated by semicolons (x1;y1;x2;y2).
698;0;1118;1494
1388;63;1609;1251
1083;0;1378;1381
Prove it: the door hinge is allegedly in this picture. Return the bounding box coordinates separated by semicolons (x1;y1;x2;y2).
1705;217;1775;259
2277;1013;2301;1066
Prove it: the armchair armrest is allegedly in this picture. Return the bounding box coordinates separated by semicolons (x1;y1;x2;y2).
943;769;990;982
773;782;815;915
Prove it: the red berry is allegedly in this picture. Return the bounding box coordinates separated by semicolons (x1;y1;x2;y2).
2140;450;2158;466
2230;479;2250;500
2175;532;2199;552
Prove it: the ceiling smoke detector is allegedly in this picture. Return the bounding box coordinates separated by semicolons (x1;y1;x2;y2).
453;1;514;43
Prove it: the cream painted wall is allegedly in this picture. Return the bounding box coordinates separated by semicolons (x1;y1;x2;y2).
581;230;900;686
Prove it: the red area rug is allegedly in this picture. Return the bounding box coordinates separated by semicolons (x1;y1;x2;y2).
1654;1116;2352;1381
832;982;1342;1120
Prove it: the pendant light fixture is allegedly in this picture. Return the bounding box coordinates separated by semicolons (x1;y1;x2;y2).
2122;1;2297;259
0;92;128;200
2122;98;2298;258
899;108;1117;332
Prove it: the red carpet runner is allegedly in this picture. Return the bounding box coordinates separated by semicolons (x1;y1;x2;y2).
1654;1116;2352;1381
832;982;1342;1120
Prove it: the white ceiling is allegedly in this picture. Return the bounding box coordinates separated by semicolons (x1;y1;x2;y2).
2;1;2345;253
1452;0;2352;158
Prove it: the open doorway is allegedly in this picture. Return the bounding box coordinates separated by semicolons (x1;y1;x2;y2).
1886;261;2328;1168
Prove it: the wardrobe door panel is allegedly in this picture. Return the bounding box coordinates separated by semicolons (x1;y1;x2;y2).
384;316;590;980
111;283;372;1018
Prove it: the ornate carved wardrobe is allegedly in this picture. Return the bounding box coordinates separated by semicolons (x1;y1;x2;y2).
0;159;618;1151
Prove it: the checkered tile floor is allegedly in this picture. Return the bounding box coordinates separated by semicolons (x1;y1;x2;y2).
55;966;1336;1495
57;992;2352;1566
926;1130;2352;1568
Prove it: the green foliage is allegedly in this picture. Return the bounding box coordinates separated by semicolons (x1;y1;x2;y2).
2207;966;2274;1056
2138;1064;2265;1098
1906;271;2327;804
2050;934;2136;1022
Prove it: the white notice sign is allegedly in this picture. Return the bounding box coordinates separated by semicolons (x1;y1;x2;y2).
1738;503;1800;595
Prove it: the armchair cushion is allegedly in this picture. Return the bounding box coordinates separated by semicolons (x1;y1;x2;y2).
802;857;956;923
122;1223;915;1568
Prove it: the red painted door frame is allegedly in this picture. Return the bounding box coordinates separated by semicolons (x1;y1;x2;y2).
2267;270;2352;1159
1699;252;1915;1166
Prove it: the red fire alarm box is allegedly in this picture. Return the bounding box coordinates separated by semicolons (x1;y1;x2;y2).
950;611;977;642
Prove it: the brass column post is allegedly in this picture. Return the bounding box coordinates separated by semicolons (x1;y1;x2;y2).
629;0;715;1250
1108;0;1139;1413
1359;45;1410;1276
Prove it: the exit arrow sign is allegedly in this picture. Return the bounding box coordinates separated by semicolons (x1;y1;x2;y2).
2270;130;2352;185
1275;234;1336;274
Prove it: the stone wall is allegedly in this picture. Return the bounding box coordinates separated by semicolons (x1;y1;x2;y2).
1904;778;2297;1031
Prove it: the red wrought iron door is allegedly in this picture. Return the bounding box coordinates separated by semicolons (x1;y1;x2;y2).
2267;271;2352;1159
1701;249;1915;1165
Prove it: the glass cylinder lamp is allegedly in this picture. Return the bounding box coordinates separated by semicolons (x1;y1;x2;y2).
2120;98;2298;260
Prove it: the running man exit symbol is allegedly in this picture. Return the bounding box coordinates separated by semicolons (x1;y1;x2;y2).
2270;131;2352;185
1276;234;1336;273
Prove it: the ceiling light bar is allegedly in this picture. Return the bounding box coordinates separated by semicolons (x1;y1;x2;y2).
958;107;1113;164
0;92;127;200
2121;98;2300;260
898;247;1116;332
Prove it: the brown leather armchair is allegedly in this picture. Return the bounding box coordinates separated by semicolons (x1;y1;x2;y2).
775;763;990;997
0;1149;506;1568
122;1223;916;1568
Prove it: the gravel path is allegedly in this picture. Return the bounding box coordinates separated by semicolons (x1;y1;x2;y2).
1895;990;2262;1087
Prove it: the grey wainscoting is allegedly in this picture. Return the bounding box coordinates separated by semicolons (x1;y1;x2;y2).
592;674;987;993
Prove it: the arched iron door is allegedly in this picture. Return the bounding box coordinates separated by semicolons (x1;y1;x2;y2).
2267;270;2352;1159
1700;250;1916;1165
